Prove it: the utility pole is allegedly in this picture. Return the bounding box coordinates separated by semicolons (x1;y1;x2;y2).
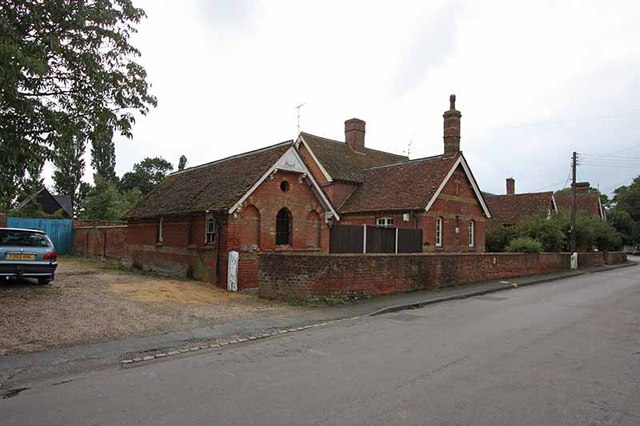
570;151;577;253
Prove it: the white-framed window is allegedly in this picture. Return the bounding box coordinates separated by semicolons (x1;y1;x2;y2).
469;220;475;248
435;217;443;247
157;216;164;243
376;217;394;227
205;216;216;244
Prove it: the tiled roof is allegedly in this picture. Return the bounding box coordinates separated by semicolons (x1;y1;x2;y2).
554;193;603;219
300;132;407;182
485;192;554;225
127;141;292;219
339;154;459;213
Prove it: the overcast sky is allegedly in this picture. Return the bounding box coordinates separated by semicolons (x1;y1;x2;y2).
55;0;640;196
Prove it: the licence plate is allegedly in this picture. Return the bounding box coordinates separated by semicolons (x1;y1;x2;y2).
5;253;36;260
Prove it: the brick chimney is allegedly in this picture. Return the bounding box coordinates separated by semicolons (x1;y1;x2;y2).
443;94;461;157
506;177;515;195
345;118;366;153
573;182;591;194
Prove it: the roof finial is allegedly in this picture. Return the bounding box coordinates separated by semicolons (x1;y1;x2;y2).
449;94;456;111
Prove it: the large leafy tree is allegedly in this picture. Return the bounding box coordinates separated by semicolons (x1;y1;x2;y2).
52;133;86;205
82;175;140;220
613;176;640;221
486;211;621;252
120;156;173;195
91;128;117;182
0;0;156;210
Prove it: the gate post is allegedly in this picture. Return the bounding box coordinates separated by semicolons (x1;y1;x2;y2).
395;227;399;254
227;251;239;291
362;224;367;254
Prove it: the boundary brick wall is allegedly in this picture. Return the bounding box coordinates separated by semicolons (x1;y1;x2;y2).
605;251;627;265
577;252;605;268
0;213;6;227
258;251;628;302
73;225;127;259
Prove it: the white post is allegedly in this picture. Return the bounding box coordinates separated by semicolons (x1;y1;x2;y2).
570;252;578;270
227;251;239;291
363;224;367;254
395;227;399;254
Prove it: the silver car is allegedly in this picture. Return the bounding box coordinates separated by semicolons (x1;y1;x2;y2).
0;227;58;285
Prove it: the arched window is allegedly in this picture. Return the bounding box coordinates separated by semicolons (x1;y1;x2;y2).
276;208;292;245
469;220;475;248
435;217;443;248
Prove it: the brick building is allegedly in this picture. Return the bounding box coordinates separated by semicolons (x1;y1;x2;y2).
554;182;606;220
486;179;605;227
485;178;557;227
126;95;491;288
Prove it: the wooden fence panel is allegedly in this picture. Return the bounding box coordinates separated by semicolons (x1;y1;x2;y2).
398;228;423;253
329;225;364;253
330;225;422;254
366;227;396;253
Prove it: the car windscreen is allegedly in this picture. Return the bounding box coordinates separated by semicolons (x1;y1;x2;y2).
0;230;51;247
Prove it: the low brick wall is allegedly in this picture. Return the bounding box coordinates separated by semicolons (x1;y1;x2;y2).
0;213;6;227
73;225;127;259
605;251;627;265
258;252;628;302
577;252;605;268
124;244;217;282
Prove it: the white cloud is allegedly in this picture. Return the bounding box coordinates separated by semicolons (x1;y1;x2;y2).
47;0;640;197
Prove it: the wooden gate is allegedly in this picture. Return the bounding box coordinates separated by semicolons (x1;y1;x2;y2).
330;224;422;254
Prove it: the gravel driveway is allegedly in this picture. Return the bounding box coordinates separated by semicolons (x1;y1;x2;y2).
0;258;306;355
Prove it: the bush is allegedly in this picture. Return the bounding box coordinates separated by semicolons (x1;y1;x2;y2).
515;214;565;252
505;237;543;253
485;224;517;252
552;211;621;251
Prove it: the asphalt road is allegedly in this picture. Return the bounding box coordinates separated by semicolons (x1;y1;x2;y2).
2;266;640;425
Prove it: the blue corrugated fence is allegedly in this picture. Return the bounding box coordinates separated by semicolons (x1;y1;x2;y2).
6;217;73;254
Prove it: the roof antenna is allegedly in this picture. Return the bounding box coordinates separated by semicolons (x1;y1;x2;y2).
404;138;413;159
295;102;306;135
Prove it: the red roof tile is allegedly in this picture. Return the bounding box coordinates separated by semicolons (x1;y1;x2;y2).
339;154;459;213
485;192;554;226
301;132;407;182
554;193;604;219
127;141;292;219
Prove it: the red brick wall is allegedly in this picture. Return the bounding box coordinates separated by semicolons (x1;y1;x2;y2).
73;226;127;259
258;251;627;302
577;252;605;268
121;170;332;288
605;251;627;265
0;213;7;227
424;166;487;252
236;170;329;252
125;216;218;282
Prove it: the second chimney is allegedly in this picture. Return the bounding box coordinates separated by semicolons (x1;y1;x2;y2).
443;94;461;157
345;118;366;153
506;177;515;195
574;182;591;194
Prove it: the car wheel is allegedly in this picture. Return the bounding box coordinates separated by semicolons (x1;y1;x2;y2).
38;277;52;285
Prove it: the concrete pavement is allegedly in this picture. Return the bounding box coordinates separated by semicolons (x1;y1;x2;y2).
1;264;640;425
